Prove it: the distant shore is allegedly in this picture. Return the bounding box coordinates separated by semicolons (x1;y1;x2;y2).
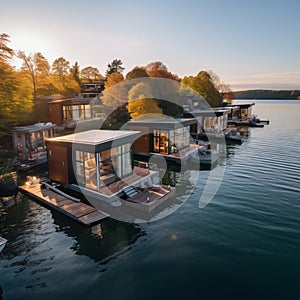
233;89;300;100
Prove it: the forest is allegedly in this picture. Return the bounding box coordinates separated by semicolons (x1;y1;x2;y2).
234;89;300;100
0;33;233;137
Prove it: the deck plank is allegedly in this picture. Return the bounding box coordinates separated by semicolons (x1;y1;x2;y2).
19;184;108;226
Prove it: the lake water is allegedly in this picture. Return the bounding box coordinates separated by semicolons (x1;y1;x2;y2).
1;100;300;300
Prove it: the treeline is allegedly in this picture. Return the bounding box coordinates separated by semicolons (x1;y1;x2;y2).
0;33;233;136
234;89;300;100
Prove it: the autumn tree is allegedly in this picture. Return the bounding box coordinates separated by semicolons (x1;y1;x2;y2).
17;51;50;107
105;59;125;77
145;61;179;80
127;82;162;119
0;33;14;63
182;71;220;107
51;57;70;87
125;66;149;80
101;72;128;109
80;66;104;81
104;72;124;89
50;57;80;97
0;34;32;135
208;70;233;104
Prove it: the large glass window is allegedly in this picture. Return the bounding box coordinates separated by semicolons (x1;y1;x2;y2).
153;129;160;153
75;143;133;191
174;126;190;151
63;104;92;124
204;117;218;132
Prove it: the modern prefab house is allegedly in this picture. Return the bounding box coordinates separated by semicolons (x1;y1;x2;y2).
48;98;94;127
46;130;141;187
128;118;197;156
45;129;174;213
222;103;255;120
126;118;217;166
183;109;229;137
11;123;56;170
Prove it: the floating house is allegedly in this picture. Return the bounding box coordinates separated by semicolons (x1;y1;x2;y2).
11;122;56;170
183;109;229;136
48;98;103;128
226;103;255;120
45;129;174;212
127;118;217;166
183;109;244;144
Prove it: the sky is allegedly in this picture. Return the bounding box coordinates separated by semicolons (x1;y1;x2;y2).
1;0;300;91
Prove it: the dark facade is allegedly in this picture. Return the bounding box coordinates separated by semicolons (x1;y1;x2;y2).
46;130;141;190
48;98;93;126
128;118;197;155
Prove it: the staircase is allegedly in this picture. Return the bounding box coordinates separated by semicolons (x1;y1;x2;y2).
122;186;139;199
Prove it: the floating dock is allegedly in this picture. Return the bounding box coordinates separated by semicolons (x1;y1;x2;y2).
19;184;109;226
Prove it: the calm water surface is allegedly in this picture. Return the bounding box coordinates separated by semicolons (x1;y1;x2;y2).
1;100;300;300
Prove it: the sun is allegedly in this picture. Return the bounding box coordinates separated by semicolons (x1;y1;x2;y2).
9;31;58;69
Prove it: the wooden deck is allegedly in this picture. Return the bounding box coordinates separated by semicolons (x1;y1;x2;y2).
123;185;176;212
19;184;109;225
98;167;152;196
150;144;201;162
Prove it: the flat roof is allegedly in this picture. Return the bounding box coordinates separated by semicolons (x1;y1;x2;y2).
48;98;91;105
226;103;255;108
184;109;229;117
11;122;56;133
46;129;141;153
128;118;196;129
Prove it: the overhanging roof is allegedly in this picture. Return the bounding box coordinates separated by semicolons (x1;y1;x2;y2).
128;118;196;129
11;122;56;133
46;129;141;153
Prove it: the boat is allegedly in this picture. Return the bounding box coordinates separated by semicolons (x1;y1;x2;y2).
224;129;243;144
189;147;219;169
228;119;264;128
0;237;7;252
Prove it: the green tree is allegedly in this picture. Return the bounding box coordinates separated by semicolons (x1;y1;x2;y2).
125;66;149;80
105;59;125;77
80;66;104;81
51;57;70;87
0;34;33;135
17;51;50;107
70;61;81;86
182;71;220;107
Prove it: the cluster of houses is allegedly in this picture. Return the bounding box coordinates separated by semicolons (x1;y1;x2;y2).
10;89;269;215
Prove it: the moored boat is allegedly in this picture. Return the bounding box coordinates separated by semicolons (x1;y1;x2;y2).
224;129;243;144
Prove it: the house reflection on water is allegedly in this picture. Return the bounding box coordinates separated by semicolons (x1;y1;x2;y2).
51;209;146;264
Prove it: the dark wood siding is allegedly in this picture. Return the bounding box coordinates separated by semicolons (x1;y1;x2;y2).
47;144;69;184
48;103;62;125
129;126;150;154
190;123;197;135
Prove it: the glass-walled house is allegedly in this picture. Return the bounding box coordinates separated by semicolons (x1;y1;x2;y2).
128;118;197;157
221;103;255;120
183;109;229;136
11;123;56;162
48;98;95;127
46;130;141;192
